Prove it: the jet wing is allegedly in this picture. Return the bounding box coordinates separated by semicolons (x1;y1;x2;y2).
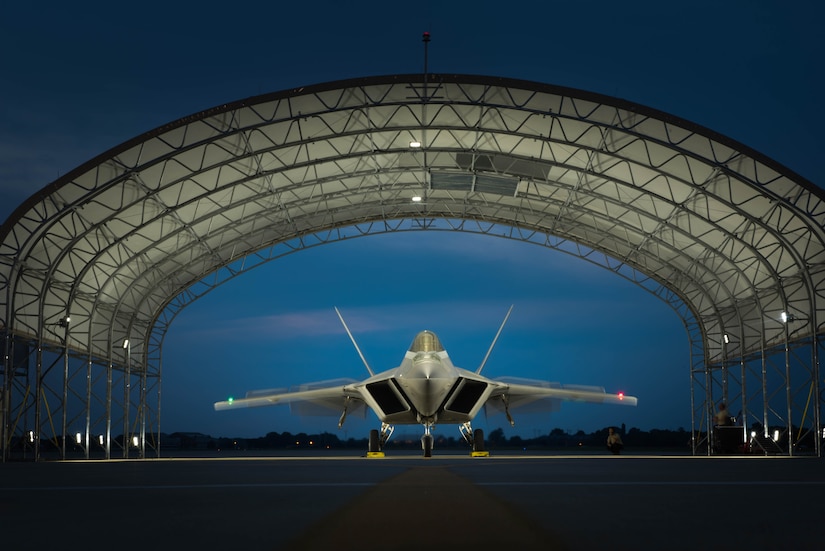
486;376;637;414
214;378;365;417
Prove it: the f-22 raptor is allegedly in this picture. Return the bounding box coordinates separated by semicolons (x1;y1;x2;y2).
214;306;637;457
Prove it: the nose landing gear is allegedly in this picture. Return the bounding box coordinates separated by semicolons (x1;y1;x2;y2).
421;424;434;457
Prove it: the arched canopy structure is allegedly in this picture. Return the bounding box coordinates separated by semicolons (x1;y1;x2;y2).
2;74;823;459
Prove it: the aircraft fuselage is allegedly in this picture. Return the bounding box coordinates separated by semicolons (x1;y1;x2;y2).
358;331;494;426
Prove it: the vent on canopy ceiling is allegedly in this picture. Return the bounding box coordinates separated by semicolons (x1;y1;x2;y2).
430;170;519;197
456;152;550;181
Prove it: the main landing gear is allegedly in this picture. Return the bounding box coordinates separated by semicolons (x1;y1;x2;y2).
367;423;394;458
460;422;489;457
367;422;489;458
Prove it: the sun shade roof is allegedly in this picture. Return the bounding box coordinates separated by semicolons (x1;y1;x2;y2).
1;73;823;369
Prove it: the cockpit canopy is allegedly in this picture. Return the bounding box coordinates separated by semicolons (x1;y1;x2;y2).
409;330;444;353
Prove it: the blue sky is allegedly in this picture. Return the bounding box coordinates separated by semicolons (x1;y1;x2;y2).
1;1;822;440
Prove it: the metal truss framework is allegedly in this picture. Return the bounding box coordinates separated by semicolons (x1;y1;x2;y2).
1;74;823;460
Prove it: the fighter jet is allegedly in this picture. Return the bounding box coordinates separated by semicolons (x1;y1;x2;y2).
214;306;637;457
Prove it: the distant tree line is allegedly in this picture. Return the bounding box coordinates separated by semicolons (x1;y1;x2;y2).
170;425;697;452
177;423;819;453
9;423;818;458
12;421;818;459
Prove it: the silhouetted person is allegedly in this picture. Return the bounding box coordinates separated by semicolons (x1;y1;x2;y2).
606;426;624;454
714;403;733;426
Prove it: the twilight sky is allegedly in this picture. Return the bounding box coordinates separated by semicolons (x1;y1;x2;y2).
1;1;822;441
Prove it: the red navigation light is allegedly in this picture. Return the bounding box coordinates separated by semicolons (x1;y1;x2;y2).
618;392;625;400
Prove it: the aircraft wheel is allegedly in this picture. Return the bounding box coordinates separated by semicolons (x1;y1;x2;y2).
368;429;380;453
473;428;485;452
421;434;433;458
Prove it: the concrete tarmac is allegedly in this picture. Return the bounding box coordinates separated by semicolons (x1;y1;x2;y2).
1;451;822;550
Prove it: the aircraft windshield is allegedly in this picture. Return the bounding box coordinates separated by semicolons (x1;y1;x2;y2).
409;331;444;353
